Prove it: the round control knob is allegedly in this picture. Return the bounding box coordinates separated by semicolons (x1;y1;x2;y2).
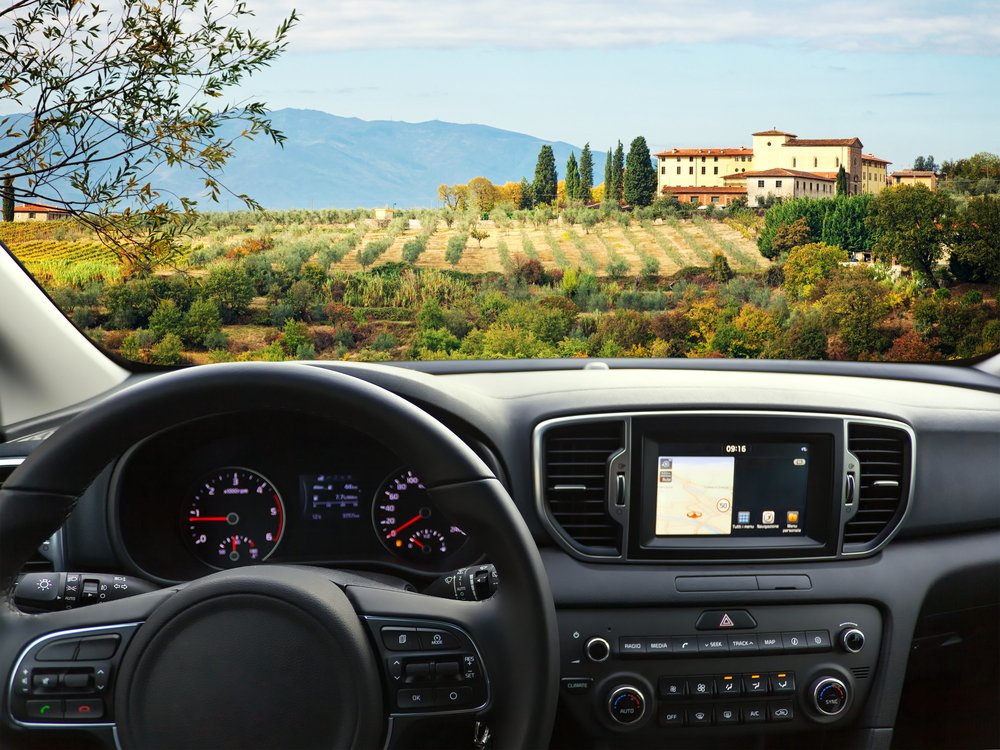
607;685;646;725
812;677;849;716
840;628;866;653
584;637;610;663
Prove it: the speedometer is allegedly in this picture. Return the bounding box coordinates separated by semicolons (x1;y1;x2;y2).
373;468;467;562
184;467;285;568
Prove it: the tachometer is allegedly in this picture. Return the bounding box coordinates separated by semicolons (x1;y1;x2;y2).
373;469;467;562
184;467;285;568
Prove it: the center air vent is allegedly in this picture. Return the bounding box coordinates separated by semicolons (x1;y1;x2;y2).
844;423;912;551
539;420;625;556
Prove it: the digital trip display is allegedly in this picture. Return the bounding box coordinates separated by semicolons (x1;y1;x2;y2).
301;474;362;522
653;442;808;537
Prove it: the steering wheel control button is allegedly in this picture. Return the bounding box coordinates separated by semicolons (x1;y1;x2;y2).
65;699;104;720
618;636;645;656
405;662;431;678
584;637;610;663
417;628;460;650
695;610;757;630
36;639;80;661
396;688;434;710
381;627;420;651
27;699;64;720
607;685;646;725
561;678;593;695
61;672;92;690
840;627;866;653
813;677;850;716
32;672;59;691
76;635;120;660
658;677;687;699
435;660;460;677
436;686;473;707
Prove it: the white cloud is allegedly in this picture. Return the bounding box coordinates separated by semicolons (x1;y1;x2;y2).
257;0;1000;55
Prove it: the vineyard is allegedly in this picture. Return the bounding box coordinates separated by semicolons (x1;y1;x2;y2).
0;223;124;284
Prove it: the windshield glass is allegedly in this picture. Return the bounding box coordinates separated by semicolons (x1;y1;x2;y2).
1;2;997;366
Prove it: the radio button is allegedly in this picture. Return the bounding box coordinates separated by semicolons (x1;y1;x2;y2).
618;636;645;656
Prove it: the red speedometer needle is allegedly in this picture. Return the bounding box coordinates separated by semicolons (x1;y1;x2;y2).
189;516;228;522
388;514;422;538
411;537;425;549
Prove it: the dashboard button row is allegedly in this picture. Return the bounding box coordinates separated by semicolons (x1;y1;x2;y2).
659;672;796;699
659;701;794;727
619;630;830;656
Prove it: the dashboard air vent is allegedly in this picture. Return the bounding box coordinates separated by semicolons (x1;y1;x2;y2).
844;423;911;550
541;420;624;555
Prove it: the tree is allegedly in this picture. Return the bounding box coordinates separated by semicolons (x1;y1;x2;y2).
518;178;535;210
783;242;846;299
578;143;594;205
467;177;499;215
533;145;558;206
611;141;625;204
445;234;467;266
1;175;12;222
469;225;490;248
771;217;814;256
603;148;613;205
867;185;956;287
565;153;581;204
0;0;296;270
623;136;657;207
951;195;1000;282
836;166;848;196
820;194;874;256
913;155;939;172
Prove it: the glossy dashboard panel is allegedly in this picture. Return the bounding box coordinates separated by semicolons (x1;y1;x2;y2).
110;410;482;582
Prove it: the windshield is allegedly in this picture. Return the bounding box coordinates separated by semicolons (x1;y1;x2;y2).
1;2;997;366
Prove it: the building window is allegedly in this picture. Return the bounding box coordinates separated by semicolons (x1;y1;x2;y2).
775;180;783;188
796;181;799;189
28;212;35;219
836;157;840;167
676;157;681;162
714;167;719;175
701;156;706;162
701;167;706;175
793;158;797;168
690;196;698;203
757;180;765;188
714;156;719;162
689;167;694;175
677;167;681;175
742;168;746;172
711;196;720;203
689;157;694;162
661;166;666;175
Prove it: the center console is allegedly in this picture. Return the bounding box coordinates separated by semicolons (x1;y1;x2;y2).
534;411;914;742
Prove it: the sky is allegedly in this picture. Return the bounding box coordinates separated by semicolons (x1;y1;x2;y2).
228;0;999;169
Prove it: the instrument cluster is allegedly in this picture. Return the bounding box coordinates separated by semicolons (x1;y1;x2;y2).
112;411;479;582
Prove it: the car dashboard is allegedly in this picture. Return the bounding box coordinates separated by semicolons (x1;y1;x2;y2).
2;359;1000;750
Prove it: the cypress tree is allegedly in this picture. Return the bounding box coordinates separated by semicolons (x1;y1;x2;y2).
836;165;848;196
1;176;13;222
518;177;534;209
611;141;625;204
579;143;594;204
533;145;558;206
603;148;613;204
565;152;580;203
623;136;658;207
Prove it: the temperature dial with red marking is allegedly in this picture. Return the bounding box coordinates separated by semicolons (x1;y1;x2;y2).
184;467;285;568
373;468;467;563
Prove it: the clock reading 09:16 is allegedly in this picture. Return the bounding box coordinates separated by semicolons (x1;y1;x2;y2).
725;444;748;453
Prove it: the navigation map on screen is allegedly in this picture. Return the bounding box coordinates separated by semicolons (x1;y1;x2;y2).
654;456;735;536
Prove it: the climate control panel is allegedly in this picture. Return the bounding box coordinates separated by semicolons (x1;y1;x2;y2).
557;604;880;738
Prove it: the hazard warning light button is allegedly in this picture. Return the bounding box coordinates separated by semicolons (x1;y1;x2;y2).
695;610;757;630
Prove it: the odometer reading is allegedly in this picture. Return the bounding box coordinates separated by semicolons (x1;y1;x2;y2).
373;469;467;562
184;467;285;568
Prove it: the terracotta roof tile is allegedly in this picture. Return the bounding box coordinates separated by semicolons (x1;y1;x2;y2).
862;154;892;164
891;170;936;177
723;168;836;181
752;129;797;137
661;186;748;194
784;137;862;148
13;202;69;213
654;147;753;157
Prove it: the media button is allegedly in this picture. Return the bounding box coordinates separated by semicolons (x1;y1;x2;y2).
646;637;672;654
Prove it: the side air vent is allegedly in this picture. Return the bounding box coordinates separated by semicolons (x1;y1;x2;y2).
844;423;912;550
540;420;625;556
1;458;56;573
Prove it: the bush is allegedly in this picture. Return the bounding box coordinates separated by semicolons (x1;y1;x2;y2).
149;299;185;342
183;298;223;347
150;333;184;365
282;320;313;355
445;234;467;266
372;332;398;351
205;264;256;323
605;258;629;279
401;237;427;264
709;254;734;283
782;242;845;299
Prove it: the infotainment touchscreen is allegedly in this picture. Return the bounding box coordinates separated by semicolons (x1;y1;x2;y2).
652;442;809;537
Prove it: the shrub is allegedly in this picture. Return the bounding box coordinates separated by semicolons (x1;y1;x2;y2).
372;332;398;351
605;258;629;279
183;298;223;347
150;333;184;365
149;299;185;342
782;242;845;299
709;254;734;283
282;320;313;355
204;264;255;323
445;234;467;266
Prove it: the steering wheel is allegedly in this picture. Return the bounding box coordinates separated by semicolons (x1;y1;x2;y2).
0;363;558;749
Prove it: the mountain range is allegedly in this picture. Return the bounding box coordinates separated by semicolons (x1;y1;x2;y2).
154;109;607;209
